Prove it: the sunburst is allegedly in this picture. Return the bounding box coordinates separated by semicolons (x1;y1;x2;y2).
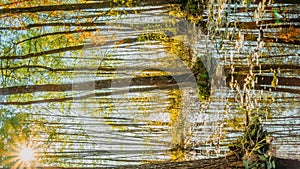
19;146;35;163
1;139;39;169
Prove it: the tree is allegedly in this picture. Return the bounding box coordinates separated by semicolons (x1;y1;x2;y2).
0;0;211;167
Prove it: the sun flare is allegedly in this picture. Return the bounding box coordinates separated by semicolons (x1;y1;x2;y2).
19;147;35;162
1;143;38;169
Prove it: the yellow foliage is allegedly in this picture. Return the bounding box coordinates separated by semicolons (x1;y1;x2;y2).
168;89;181;126
277;25;300;42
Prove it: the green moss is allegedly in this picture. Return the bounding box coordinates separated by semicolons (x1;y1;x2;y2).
182;0;204;15
192;58;210;100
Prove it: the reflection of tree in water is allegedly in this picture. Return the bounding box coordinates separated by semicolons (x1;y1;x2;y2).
209;0;300;166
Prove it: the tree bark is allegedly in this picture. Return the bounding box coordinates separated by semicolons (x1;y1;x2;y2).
0;1;182;14
226;74;300;94
0;84;180;105
0;22;108;30
30;155;241;169
0;73;193;95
